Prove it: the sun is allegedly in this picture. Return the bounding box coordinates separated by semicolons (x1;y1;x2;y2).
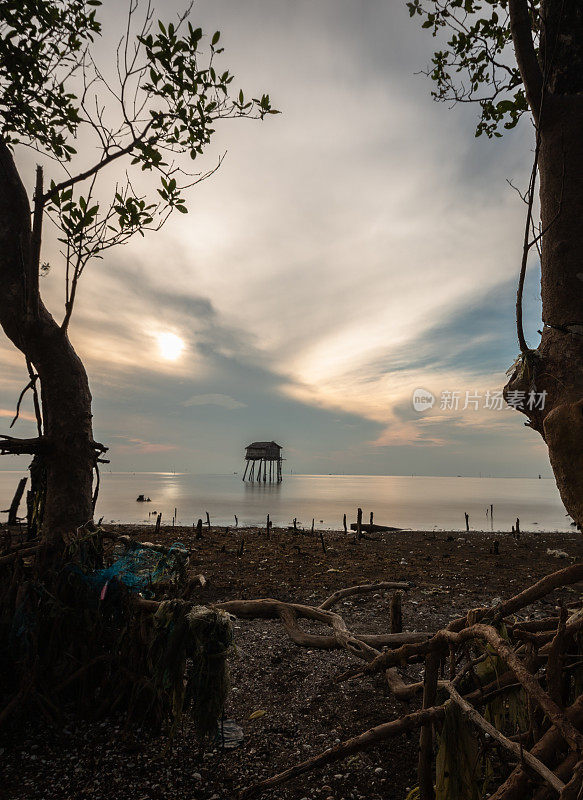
156;332;185;361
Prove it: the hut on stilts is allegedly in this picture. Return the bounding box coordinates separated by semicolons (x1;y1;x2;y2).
243;441;283;483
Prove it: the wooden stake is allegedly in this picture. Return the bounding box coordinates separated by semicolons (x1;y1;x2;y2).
391;590;403;634
343;513;347;533
357;507;363;540
206;511;211;529
7;477;27;525
465;512;470;532
196;518;203;539
418;651;440;800
311;518;314;534
154;513;161;535
319;529;327;555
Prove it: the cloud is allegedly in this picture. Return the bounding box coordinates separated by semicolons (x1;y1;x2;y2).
112;435;177;454
0;1;552;478
181;393;247;410
0;408;36;423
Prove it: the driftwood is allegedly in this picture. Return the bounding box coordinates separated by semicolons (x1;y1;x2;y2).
3;523;583;800
349;522;400;533
127;559;583;799
233;562;583;800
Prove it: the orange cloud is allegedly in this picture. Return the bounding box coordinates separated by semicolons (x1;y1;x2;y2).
0;408;36;423
112;436;177;454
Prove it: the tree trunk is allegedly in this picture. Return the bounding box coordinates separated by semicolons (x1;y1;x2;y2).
506;1;583;528
0;139;97;548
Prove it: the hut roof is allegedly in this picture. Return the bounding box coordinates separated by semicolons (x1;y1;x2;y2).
247;441;282;449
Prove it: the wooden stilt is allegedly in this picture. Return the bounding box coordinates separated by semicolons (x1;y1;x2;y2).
242;462;249;481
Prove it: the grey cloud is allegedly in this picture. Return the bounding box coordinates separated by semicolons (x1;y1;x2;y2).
181;393;247;410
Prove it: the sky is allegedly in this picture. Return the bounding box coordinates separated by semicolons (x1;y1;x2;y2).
0;0;551;477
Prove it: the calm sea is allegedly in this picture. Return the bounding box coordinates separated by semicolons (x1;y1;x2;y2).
0;471;574;532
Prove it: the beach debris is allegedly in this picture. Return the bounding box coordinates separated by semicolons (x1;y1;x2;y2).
489;540;500;555
249;709;267;721
547;548;569;559
215;719;244;750
349;523;400;533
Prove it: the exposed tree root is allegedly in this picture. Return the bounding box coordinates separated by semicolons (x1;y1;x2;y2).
231;561;583;800
2;528;583;800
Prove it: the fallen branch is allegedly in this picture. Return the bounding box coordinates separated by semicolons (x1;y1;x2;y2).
319;580;411;610
238;705;447;799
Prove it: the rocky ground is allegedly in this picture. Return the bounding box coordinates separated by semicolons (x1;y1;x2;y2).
2;525;583;800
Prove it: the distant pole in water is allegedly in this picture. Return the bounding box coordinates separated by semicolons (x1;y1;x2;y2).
311;518;315;534
206;511;211;529
343;513;347;533
235;514;238;528
490;504;494;531
516;517;520;535
357;507;363;540
293;517;297;531
370;511;374;526
266;513;270;537
465;512;470;532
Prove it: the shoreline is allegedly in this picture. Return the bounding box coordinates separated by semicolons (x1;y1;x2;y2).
4;525;583;800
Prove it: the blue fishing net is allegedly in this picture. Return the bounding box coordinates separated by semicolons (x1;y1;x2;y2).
73;540;188;599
